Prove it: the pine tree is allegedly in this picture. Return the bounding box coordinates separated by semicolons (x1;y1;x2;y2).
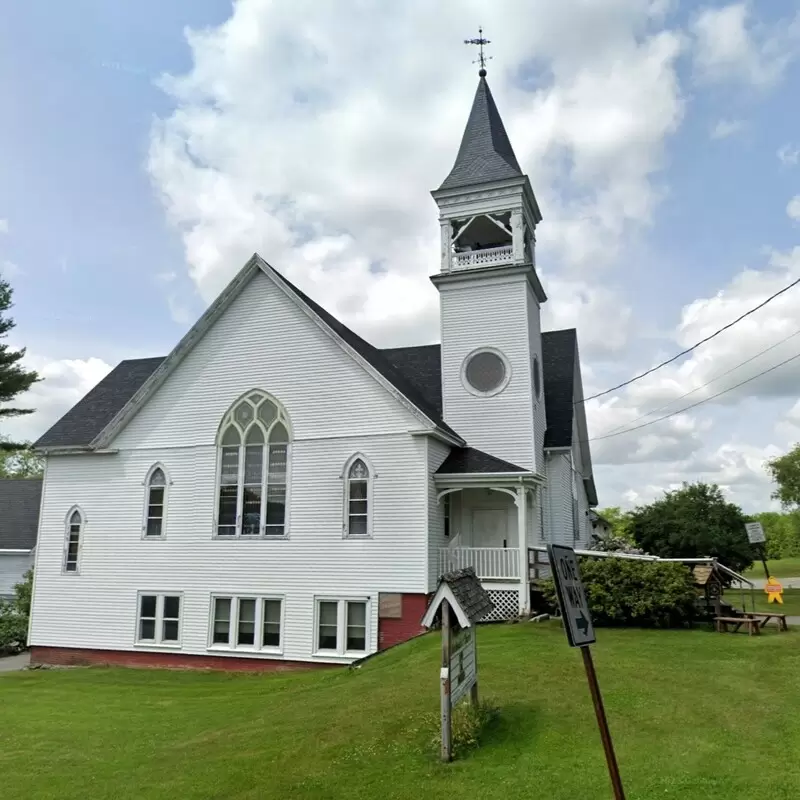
0;277;39;449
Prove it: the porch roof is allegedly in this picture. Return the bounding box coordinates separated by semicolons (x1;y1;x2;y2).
435;446;526;475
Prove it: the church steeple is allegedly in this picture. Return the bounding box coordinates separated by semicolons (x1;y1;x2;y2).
438;75;523;191
431;70;543;290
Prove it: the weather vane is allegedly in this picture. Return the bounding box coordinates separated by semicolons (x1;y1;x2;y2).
464;26;492;75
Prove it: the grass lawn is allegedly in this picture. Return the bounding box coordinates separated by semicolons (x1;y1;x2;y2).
3;623;800;800
731;588;800;615
743;556;800;579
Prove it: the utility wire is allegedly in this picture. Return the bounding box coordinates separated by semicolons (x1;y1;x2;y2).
588;347;800;442
581;275;800;403
599;326;800;437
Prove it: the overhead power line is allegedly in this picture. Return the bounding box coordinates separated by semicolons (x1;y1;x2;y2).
588;346;800;443
581;275;800;403
599;326;800;437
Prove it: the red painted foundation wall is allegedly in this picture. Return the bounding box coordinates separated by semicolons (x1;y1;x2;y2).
378;593;429;649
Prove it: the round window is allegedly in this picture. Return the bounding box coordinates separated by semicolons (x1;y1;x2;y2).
533;355;541;399
463;349;509;395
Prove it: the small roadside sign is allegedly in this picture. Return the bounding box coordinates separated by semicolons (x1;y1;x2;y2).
745;522;766;544
765;577;784;605
547;543;596;648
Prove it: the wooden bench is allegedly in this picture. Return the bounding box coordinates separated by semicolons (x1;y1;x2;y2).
743;611;789;631
714;616;761;636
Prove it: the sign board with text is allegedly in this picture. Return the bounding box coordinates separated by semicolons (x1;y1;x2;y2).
547;544;596;648
745;522;766;544
449;625;477;707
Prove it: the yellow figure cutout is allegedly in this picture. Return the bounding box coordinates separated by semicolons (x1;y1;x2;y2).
765;577;784;605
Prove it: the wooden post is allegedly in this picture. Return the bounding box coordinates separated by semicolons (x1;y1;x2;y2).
470;625;479;706
440;600;452;762
581;647;626;800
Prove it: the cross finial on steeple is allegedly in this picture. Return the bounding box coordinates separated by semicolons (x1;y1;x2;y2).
464;26;492;77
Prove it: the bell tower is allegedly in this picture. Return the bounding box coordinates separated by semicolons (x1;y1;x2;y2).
431;67;547;473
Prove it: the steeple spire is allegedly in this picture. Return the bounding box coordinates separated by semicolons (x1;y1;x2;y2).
438;74;523;191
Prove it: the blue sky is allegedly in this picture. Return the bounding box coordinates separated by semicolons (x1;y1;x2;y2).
3;1;800;511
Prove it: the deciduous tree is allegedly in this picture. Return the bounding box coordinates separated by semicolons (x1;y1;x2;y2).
628;482;752;574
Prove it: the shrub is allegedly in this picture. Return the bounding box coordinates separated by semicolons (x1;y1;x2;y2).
426;699;499;760
0;569;32;654
540;558;697;628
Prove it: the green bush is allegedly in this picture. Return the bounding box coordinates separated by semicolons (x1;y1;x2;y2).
541;558;697;628
426;699;499;760
0;569;32;654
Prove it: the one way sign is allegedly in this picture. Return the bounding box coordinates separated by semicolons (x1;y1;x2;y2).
547;544;596;648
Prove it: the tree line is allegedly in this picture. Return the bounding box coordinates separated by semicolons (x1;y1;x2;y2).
597;452;800;570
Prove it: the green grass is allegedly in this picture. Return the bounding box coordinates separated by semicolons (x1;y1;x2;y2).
743;556;800;578
3;623;800;800
731;589;800;615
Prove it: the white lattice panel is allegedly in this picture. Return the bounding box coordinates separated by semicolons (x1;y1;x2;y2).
484;589;519;621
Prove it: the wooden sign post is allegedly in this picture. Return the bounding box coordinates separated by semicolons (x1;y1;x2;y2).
421;567;493;763
547;544;626;800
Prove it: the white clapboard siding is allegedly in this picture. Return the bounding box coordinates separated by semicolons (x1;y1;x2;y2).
526;284;547;475
439;273;535;470
544;452;573;545
30;269;439;664
426;438;451;591
31;432;428;662
112;270;423;450
0;553;32;598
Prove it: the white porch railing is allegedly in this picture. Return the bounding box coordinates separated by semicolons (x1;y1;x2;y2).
453;245;513;270
439;547;521;580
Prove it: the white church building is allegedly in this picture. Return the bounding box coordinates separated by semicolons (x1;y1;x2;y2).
29;71;597;669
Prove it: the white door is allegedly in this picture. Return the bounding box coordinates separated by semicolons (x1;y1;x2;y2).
472;509;509;549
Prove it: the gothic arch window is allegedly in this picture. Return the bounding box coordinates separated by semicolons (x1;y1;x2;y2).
64;506;84;574
216;392;291;538
143;464;169;538
342;454;373;538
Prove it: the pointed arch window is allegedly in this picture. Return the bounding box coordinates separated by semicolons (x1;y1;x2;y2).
143;465;169;538
64;508;83;574
343;455;373;538
216;392;291;538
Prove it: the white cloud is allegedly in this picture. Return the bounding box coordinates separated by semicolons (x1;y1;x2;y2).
710;118;744;139
691;3;800;87
787;195;800;222
778;143;800;166
0;219;8;234
148;0;684;351
1;355;113;444
1;260;22;280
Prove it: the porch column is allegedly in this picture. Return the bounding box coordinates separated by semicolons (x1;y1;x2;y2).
516;485;529;615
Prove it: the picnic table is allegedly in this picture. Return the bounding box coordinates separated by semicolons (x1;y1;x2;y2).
742;611;789;631
714;616;760;636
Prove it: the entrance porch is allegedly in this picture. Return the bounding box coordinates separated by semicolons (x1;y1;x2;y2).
434;453;544;621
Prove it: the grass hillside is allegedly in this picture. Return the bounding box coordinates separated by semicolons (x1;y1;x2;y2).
3;623;800;799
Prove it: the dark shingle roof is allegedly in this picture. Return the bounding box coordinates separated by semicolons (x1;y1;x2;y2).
541;330;577;448
0;478;42;549
35;357;166;449
436;446;527;474
439;77;523;191
442;567;494;623
382;344;442;418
